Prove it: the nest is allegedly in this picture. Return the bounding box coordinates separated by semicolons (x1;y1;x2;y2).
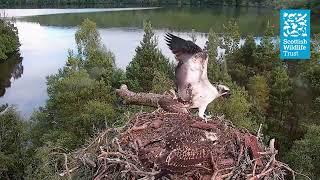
59;110;301;180
57;85;306;179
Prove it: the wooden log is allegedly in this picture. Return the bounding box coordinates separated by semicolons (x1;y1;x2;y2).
116;84;188;113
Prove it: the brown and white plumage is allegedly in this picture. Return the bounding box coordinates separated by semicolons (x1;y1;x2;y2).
157;128;218;173
165;33;231;121
165;33;208;102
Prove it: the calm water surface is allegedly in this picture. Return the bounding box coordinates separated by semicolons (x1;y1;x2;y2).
0;7;315;117
0;7;158;17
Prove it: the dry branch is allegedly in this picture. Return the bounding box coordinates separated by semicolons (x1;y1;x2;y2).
116;84;188;113
116;84;164;107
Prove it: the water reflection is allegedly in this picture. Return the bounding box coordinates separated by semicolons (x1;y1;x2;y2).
0;53;23;97
22;7;280;35
22;7;319;35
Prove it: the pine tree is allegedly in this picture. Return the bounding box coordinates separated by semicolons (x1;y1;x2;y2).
226;35;256;86
207;28;221;82
126;21;173;92
207;24;255;131
0;18;20;61
0;107;27;179
247;75;270;114
286;125;320;179
269;66;292;122
221;20;240;55
151;70;174;94
75;19;115;83
30;19;116;151
207;28;231;84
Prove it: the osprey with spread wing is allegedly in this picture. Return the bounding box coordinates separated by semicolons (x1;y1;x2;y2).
165;33;231;120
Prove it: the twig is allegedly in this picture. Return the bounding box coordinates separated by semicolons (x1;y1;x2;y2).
261;153;276;174
257;124;262;138
269;138;275;154
237;144;244;165
249;167;274;180
277;161;311;180
56;153;72;179
59;167;78;177
106;158;159;176
114;138;140;163
252;161;257;177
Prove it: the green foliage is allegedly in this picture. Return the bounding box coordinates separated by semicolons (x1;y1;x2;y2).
75;18;101;58
25;145;59;180
227;22;280;86
209;83;255;130
286;125;320;179
207;28;232;84
76;19;115;82
288;34;320;124
151;70;174;94
220;19;309;160
221;20;240;55
111;68;127;89
223;85;252;129
248;75;270;113
26;19;118;178
269;66;293;122
0;53;23;97
0;19;20;61
207;21;255;131
229;37;252;84
126;21;173;92
0;107;27;179
31;20;116;150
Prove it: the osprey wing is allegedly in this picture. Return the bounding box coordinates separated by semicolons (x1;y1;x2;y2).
165;33;202;61
165;33;209;102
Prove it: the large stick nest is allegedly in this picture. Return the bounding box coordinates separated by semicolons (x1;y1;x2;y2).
59;85;300;180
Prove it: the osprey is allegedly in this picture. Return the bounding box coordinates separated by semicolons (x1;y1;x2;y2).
165;33;231;121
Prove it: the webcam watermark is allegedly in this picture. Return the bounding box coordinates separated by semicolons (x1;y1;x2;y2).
280;9;310;60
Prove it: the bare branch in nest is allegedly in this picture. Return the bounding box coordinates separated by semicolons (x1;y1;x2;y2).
116;84;165;107
116;84;188;113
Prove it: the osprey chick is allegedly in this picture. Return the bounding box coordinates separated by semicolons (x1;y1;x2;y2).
165;33;231;121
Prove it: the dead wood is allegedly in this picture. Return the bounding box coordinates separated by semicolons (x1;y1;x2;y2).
116;84;164;108
116;84;188;113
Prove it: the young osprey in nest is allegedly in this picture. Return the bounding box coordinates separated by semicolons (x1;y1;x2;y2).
165;33;231;121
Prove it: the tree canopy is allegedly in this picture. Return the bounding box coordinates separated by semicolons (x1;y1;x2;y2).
0;18;20;61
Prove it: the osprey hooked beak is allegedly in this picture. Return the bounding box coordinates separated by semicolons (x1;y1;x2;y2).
217;84;231;98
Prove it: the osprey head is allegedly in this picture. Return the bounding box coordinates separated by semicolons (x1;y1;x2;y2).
217;84;231;98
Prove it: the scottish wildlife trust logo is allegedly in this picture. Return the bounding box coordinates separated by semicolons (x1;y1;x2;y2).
280;9;310;60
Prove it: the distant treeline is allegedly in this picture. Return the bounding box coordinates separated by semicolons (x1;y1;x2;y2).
275;0;320;14
0;0;274;8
